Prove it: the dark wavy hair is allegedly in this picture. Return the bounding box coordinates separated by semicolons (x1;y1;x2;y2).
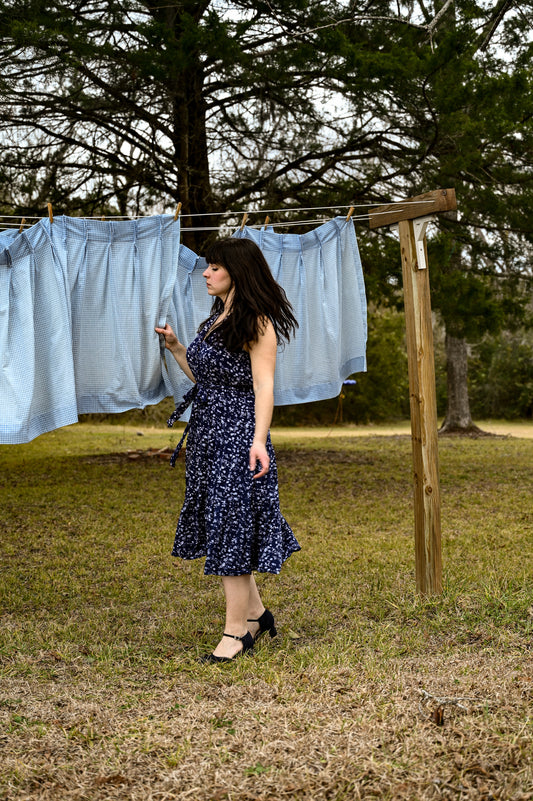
202;238;298;351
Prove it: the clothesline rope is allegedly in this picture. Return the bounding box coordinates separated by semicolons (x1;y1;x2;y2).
0;210;405;232
0;199;436;223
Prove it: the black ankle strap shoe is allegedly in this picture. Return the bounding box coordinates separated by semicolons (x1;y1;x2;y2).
199;631;254;663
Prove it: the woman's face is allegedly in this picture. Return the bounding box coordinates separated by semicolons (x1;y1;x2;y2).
203;263;233;303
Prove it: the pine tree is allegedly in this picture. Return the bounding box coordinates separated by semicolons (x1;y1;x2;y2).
1;1;532;426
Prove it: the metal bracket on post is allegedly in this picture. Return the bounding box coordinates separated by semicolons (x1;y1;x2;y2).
412;215;436;270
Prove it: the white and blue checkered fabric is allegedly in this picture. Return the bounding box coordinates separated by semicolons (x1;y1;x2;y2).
163;218;367;408
1;215;180;442
235;217;367;404
1;214;366;443
162;245;212;411
0;223;78;443
47;215;180;414
0;229;20;250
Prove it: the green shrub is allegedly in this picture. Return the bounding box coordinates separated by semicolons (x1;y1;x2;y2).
469;329;533;419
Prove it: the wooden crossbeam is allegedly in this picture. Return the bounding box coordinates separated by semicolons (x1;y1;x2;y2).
368;188;456;229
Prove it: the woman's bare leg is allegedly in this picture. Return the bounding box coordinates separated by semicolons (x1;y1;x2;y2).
210;574;268;658
247;574;266;639
211;574;252;659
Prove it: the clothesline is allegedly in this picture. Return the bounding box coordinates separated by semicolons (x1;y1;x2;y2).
164;208;410;230
0;210;405;232
0;199;436;225
0;200;435;219
0;207;436;236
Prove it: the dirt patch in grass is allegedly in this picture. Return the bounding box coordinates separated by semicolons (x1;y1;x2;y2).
277;449;376;467
83;448;376;468
82;447;175;464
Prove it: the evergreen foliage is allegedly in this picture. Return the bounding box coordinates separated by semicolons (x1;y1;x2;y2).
469;329;533;420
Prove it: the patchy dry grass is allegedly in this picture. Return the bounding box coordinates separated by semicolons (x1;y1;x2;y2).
1;423;532;800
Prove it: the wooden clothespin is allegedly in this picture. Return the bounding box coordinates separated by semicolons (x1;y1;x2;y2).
19;218;26;233
239;212;248;231
101;216;105;221
346;206;355;221
173;202;182;221
47;203;54;224
263;215;270;230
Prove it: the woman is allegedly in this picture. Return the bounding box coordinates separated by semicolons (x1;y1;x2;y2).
155;237;300;663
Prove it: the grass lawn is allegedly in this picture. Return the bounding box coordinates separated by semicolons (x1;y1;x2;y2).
1;422;532;800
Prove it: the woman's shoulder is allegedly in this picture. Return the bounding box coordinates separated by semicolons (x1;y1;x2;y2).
244;316;276;352
256;313;274;332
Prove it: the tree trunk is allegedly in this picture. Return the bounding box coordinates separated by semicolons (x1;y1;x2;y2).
173;64;215;253
439;333;484;434
150;1;216;253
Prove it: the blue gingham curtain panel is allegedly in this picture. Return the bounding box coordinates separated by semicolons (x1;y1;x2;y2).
47;215;180;415
162;245;213;411
163;218;367;410
233;217;367;405
0;223;78;443
0;215;180;442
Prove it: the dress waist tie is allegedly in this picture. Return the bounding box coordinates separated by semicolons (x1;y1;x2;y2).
167;383;208;467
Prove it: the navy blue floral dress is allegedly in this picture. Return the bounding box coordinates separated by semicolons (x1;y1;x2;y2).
168;314;300;576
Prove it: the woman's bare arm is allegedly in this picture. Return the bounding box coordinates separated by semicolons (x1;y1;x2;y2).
248;319;277;479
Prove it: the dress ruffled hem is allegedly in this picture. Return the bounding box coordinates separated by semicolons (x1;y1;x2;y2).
172;538;301;576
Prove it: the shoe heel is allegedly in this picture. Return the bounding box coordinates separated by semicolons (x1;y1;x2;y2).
248;609;277;643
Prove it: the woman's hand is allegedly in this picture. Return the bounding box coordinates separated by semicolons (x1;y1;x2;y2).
249;439;270;479
155;323;196;383
155;323;181;353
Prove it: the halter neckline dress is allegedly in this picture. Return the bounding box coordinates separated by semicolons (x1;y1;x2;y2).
169;313;300;576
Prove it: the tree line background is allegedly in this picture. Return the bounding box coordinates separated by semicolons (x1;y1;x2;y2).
1;0;532;429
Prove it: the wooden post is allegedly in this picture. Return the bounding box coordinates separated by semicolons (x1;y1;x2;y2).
398;218;442;594
369;189;456;595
